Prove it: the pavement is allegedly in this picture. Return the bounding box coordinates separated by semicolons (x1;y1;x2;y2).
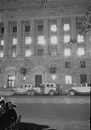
3;96;91;130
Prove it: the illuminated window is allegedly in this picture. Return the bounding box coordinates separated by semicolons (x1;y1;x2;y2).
63;24;70;31
64;35;70;43
77;48;85;56
38;36;45;45
50;24;57;32
65;75;72;84
0;51;4;57
64;48;71;56
52;74;57;80
50;35;58;45
13;38;17;45
25;37;32;44
0;39;4;45
25;50;32;57
12;50;16;57
77;34;84;43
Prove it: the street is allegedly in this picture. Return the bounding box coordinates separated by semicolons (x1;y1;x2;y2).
3;95;90;130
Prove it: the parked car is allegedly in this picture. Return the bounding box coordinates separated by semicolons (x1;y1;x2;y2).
10;84;33;95
31;83;63;96
69;84;91;96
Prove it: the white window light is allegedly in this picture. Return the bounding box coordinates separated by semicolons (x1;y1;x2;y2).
12;50;16;57
65;75;72;84
9;76;15;80
50;35;58;45
77;34;84;43
13;38;17;45
64;48;71;56
1;40;4;45
25;50;32;57
0;51;4;57
50;24;57;32
64;35;70;43
25;37;32;44
77;48;85;56
51;74;57;80
38;36;45;45
63;24;70;31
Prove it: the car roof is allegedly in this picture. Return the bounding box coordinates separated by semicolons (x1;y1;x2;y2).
42;83;56;84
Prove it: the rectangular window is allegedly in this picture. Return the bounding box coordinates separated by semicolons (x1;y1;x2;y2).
25;37;32;44
65;62;71;68
12;50;16;57
25;25;30;32
80;61;86;68
0;39;4;45
51;48;57;56
13;26;17;32
50;67;56;74
25;50;32;57
38;25;43;31
0;51;4;57
1;27;4;33
37;49;43;55
80;74;87;85
65;75;72;84
13;38;17;45
38;36;45;45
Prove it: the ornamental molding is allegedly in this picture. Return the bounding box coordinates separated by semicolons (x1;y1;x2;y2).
0;6;86;20
1;59;22;71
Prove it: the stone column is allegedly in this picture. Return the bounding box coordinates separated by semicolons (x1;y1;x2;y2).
3;21;10;57
86;29;91;56
57;17;63;55
30;19;35;55
17;20;22;57
71;16;77;55
44;18;49;55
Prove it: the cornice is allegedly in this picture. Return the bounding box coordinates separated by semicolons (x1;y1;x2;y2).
0;6;86;21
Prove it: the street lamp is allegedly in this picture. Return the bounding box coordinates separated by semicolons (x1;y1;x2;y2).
20;67;27;80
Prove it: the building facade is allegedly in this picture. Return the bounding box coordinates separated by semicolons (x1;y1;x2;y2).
0;0;91;88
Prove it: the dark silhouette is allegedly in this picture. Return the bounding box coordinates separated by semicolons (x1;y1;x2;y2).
14;122;50;130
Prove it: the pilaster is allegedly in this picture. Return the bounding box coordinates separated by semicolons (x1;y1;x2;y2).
17;20;22;57
3;21;10;57
71;16;77;55
57;17;63;55
44;18;49;55
30;19;36;56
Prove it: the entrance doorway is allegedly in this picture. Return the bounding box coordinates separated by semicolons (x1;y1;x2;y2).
7;75;15;87
35;75;42;87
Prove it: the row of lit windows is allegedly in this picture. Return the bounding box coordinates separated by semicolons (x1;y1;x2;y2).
0;47;86;57
0;34;84;46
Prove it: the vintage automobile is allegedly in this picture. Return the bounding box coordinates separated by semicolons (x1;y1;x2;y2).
69;84;91;96
29;83;63;96
10;84;33;95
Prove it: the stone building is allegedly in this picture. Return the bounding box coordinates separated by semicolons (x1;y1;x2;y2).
0;0;91;88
